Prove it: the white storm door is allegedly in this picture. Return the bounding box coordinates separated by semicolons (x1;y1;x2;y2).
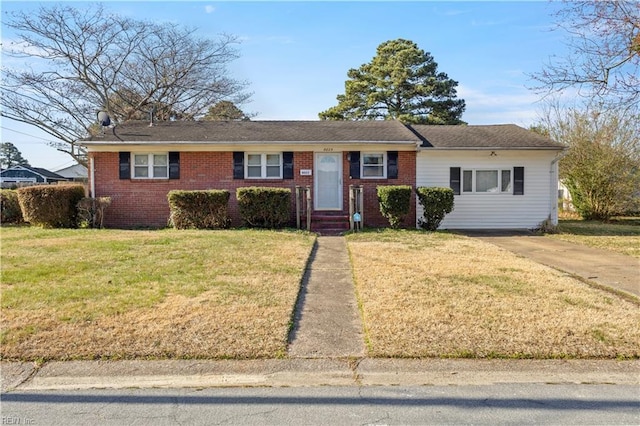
314;153;342;210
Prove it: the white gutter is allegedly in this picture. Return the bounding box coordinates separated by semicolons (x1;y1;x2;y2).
89;155;96;198
549;149;568;225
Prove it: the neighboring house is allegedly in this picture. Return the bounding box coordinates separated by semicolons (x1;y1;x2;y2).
82;120;564;230
55;164;88;182
0;165;69;186
558;180;574;212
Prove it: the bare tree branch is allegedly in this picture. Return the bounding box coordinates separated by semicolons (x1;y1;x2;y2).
1;3;251;165
531;1;639;109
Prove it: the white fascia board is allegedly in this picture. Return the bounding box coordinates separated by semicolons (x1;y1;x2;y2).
84;140;419;152
418;146;565;151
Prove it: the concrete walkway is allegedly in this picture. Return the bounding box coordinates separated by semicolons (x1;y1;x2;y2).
462;232;639;297
287;236;365;358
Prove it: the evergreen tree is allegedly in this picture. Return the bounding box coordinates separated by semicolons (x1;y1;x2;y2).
320;39;465;124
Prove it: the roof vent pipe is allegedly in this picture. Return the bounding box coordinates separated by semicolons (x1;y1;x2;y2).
149;105;156;127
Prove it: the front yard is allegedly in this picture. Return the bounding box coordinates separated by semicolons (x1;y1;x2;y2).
0;227;315;360
1;225;638;361
347;230;639;359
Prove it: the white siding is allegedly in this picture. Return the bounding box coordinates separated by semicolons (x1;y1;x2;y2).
416;150;561;229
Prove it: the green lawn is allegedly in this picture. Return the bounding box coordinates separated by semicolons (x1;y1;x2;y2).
1;227;315;360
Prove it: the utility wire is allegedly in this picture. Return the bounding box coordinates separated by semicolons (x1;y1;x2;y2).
0;126;62;144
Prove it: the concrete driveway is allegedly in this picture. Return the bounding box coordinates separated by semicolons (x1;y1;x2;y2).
458;231;639;298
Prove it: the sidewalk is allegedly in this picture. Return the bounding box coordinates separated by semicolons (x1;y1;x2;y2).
3;359;638;391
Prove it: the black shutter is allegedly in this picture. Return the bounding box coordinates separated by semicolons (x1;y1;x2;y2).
283;151;294;179
233;152;244;179
169;152;180;179
450;167;461;195
349;151;360;179
387;151;398;179
119;152;130;179
514;166;524;195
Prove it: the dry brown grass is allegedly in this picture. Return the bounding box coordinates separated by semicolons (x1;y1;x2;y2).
347;230;640;359
1;227;315;361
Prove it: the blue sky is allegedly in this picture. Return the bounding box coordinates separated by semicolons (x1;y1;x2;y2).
1;1;566;170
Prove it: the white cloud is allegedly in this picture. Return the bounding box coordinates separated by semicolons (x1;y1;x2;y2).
1;39;49;57
204;5;215;14
457;84;543;126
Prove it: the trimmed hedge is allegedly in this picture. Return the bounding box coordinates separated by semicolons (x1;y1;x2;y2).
0;189;24;224
17;185;86;228
236;187;291;228
168;190;230;229
416;187;454;231
377;185;412;229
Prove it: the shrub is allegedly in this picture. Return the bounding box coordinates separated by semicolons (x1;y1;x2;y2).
17;185;86;228
168;190;230;229
377;185;412;229
0;189;24;224
77;197;112;229
236;187;291;228
416;187;454;231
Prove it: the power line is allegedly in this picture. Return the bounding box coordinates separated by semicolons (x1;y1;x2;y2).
0;126;62;144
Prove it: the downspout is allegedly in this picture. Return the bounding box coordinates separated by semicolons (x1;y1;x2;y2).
549;150;567;226
89;155;96;198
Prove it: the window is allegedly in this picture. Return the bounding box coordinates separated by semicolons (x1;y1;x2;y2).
462;169;512;193
246;153;282;179
133;153;168;179
361;153;386;178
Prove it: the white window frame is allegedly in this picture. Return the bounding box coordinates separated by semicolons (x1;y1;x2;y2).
462;168;512;194
132;153;169;179
245;153;283;179
361;152;387;179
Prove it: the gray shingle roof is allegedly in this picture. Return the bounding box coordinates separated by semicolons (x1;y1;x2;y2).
85;120;421;144
84;121;565;150
411;124;565;149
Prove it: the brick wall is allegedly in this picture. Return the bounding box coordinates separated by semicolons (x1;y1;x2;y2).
341;151;416;228
91;150;416;229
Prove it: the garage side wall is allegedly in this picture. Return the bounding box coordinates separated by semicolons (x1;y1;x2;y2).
416;150;560;229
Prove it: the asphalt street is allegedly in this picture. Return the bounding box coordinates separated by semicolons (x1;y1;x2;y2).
2;384;639;425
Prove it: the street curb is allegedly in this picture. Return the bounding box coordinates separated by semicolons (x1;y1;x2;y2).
3;359;638;391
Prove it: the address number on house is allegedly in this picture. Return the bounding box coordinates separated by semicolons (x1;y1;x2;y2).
300;169;312;176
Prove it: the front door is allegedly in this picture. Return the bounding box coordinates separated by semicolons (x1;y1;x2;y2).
314;152;342;210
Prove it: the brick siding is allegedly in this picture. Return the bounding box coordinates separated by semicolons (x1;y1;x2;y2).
91;151;416;229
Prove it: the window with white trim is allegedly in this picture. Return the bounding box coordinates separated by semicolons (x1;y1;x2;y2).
246;153;282;179
361;153;386;178
462;169;512;193
133;153;168;179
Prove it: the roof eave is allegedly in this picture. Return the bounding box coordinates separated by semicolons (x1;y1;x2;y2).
419;146;566;150
82;140;419;146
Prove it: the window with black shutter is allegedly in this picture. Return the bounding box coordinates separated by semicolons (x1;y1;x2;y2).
449;167;461;195
513;166;524;195
119;152;130;179
233;152;244;179
169;152;180;179
349;151;360;179
387;151;398;179
283;152;294;179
